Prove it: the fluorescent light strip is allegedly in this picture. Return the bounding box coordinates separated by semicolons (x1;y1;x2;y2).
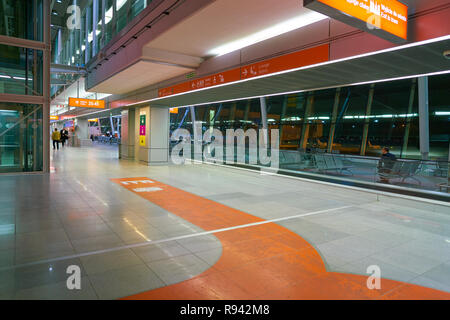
209;11;327;56
125;35;450;108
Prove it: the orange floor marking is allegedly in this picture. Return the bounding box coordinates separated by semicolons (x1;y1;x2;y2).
111;177;450;300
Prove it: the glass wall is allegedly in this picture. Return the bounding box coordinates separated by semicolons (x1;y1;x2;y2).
429;74;450;160
0;0;43;41
0;1;44;173
170;73;449;195
0;102;43;172
0;44;43;96
51;0;155;98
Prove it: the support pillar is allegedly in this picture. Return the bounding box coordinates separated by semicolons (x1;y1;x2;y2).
327;88;341;153
279;96;288;144
360;84;375;156
418;77;430;160
137;106;169;165
119;109;135;159
401;79;417;158
190;106;202;161
260;97;268;146
299;94;314;150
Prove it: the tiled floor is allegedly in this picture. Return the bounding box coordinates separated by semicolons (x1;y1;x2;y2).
0;144;449;299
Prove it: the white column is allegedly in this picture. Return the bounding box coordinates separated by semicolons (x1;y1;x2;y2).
76;119;89;139
137;106;169;165
260;97;268;146
119;109;134;159
418;77;430;160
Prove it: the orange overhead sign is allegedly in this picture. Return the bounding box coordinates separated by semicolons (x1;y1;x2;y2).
50;115;59;120
158;44;329;98
159;68;241;98
88;118;99;122
68;97;105;109
240;44;329;80
169;108;178;114
305;0;408;42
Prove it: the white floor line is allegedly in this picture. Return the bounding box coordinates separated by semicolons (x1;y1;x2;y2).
0;205;352;272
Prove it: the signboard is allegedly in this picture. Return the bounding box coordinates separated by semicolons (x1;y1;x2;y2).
158;44;330;98
50;115;59;120
304;0;408;43
88;118;99;122
68;97;105;109
139;114;146;146
158;68;241;97
240;44;329;80
169;108;178;114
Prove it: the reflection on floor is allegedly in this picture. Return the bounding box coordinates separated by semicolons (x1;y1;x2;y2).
0;144;449;299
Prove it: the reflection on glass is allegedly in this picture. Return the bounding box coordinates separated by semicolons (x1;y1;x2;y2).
0;44;43;96
0;102;43;172
168;74;449;195
0;0;43;41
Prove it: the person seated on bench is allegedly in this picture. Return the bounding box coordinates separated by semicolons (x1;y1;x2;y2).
377;147;397;183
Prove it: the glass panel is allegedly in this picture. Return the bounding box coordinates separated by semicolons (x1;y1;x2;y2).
86;3;93;60
0;44;43;95
104;0;115;45
96;0;102;52
304;89;334;152
429;74;450;161
170;74;449;195
116;0;130;33
0;102;43;172
131;0;146;18
332;85;370;155
366;79;418;158
0;0;43;41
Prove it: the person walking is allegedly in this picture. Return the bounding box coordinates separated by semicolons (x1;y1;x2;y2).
52;128;61;150
60;128;66;147
60;128;69;147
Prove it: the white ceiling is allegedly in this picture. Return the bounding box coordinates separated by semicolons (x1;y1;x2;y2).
87;0;321;95
148;0;316;57
89;60;193;94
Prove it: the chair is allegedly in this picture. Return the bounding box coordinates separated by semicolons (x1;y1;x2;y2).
377;161;421;185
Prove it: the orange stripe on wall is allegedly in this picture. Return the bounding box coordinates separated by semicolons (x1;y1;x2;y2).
112;177;450;300
158;44;330;97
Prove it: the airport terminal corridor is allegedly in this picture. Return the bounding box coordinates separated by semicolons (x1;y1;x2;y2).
1;0;449;308
0;144;449;299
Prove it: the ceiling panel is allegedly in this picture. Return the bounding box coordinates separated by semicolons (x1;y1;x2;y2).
89;60;194;94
